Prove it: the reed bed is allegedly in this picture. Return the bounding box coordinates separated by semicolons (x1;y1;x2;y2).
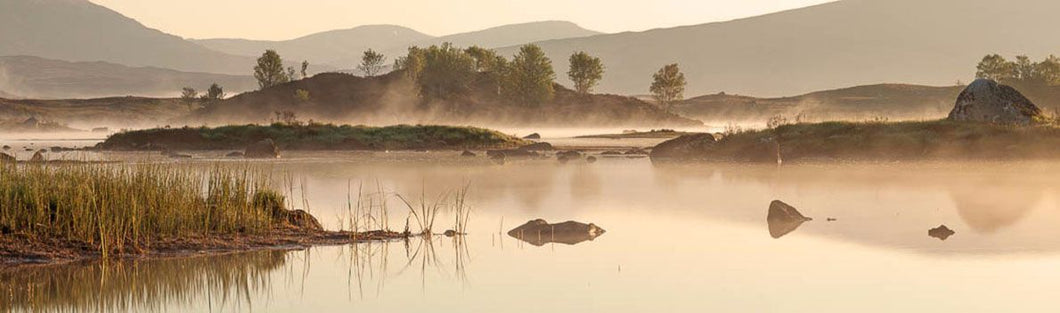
0;163;281;256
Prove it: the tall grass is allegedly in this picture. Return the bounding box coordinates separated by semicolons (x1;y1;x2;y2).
0;163;282;255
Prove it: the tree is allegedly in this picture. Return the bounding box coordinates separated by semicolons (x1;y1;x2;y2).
180;87;198;103
287;67;297;82
254;50;289;89
358;49;386;77
568;51;604;94
301;60;309;79
976;54;1015;82
203;83;225;101
294;89;310;103
1033;55;1060;86
503;44;556;105
393;46;426;80
1014;55;1035;81
417;43;476;101
465;46;501;72
650;63;687;112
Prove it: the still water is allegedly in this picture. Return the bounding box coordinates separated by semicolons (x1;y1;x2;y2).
3;140;1060;312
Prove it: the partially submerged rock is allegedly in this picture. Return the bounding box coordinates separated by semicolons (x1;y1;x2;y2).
586;156;597;163
487;149;539;158
519;142;553;151
507;219;606;246
245;139;280;159
767;200;812;238
461;150;477;157
948;78;1043;125
1;145;10;150
523;133;542;140
649;133;717;160
928;225;955;241
557;150;582;163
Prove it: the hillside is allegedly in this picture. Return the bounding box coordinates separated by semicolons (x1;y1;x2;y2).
676;83;1060;125
195;21;601;69
0;56;257;99
497;0;1060;97
192;71;700;128
0;0;253;74
0;96;192;130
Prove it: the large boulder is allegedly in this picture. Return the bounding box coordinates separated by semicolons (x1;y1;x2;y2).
245;139;280;159
948;79;1043;125
507;219;606;246
767;200;812;238
649;133;718;159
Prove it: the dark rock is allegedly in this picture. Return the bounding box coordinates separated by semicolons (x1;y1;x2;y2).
285;209;323;232
601;150;623;155
523;133;542;139
0;152;14;164
519;142;554;151
928;225;955;241
245;139;280;159
1;145;10;150
624;147;649;155
507;219;606;246
767;200;812;238
948;79;1043;125
225;151;245;158
826;218;837;222
168;153;192;159
586;156;597;163
487;149;539;158
461;150;476;157
649;133;718;160
29;151;45;163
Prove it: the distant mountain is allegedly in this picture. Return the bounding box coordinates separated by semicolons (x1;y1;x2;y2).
193;25;433;68
0;56;257;99
0;0;254;74
195;21;602;68
498;0;1060;97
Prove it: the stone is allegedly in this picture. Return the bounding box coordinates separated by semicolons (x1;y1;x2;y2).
586;156;597;163
461;150;476;157
928;225;955;241
487;149;539;158
649;133;718;160
507;219;606;246
523;133;542;140
29;151;45;163
245;139;280;158
948;79;1043;125
767;200;812;238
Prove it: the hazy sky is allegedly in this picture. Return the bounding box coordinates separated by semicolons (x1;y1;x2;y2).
88;0;835;40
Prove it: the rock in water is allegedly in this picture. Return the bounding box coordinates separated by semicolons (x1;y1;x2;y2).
286;209;323;231
0;152;14;164
649;133;718;160
245;139;280;158
928;225;955;241
523;133;542;140
767;200;812;238
948;79;1043;125
507;219;606;246
461;150;477;157
29;151;45;163
586;156;598;163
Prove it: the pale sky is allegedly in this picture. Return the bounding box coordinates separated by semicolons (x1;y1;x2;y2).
88;0;835;40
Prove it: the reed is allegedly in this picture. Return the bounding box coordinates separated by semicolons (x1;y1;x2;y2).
0;163;284;255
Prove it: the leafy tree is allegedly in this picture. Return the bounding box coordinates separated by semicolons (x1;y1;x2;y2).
650;63;687;112
417;43;476;100
1014;55;1035;81
254;50;289;89
358;49;386;77
503;44;556;105
301;60;309;79
1033;55;1060;85
203;83;225;101
465;46;502;72
976;54;1015;82
393;46;426;80
294;89;310;103
180;87;198;103
567;51;604;94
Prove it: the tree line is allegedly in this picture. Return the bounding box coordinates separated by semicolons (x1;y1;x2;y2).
975;54;1060;86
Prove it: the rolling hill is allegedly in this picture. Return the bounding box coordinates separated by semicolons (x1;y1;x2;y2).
0;56;257;99
498;0;1060;97
0;0;253;74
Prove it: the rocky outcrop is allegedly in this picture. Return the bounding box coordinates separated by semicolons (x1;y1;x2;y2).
507;219;606;246
245;139;280;158
948;79;1043;125
767;200;812;238
649;133;718;160
928;225;955;240
523;133;542;139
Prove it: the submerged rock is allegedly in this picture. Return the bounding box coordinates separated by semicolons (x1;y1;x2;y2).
948;79;1043;125
767;200;812;238
507;219;606;246
586;156;597;163
519;142;553;151
928;225;955;241
245;139;280;159
649;133;718;160
523;133;542;140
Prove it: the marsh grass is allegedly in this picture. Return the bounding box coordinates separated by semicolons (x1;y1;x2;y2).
0;163;282;256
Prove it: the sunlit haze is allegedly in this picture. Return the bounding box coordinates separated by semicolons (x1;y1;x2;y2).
88;0;835;39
